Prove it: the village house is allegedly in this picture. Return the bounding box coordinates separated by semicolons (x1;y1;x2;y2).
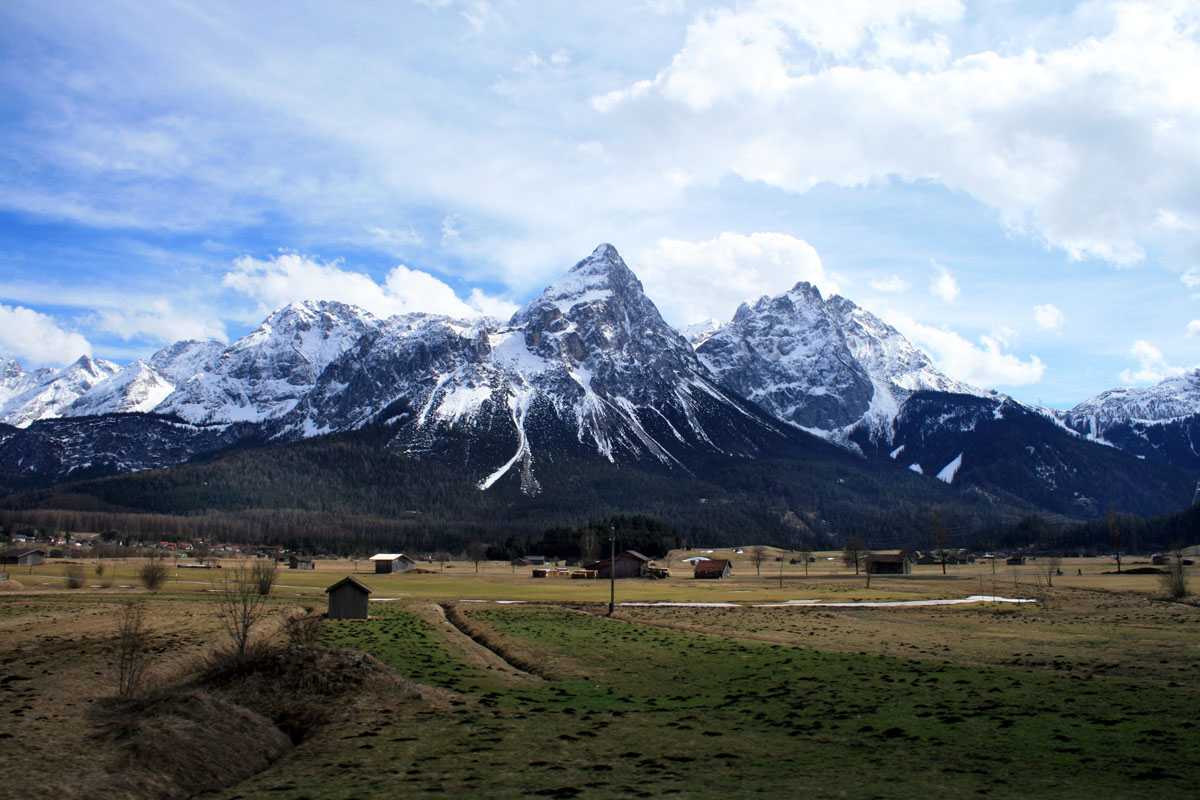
326;576;372;619
867;552;913;575
693;559;732;579
369;553;416;574
587;550;652;579
0;547;46;566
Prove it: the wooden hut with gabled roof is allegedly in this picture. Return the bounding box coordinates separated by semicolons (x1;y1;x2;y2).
586;550;652;579
325;576;373;619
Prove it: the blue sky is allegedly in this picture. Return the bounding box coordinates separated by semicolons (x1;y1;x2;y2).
1;0;1198;409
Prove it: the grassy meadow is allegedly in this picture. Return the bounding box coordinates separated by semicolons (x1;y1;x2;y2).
0;551;1196;799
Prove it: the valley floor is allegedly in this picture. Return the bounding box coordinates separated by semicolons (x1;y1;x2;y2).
0;564;1197;799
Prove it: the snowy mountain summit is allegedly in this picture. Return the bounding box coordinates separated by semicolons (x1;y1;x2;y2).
696;281;979;447
280;244;786;492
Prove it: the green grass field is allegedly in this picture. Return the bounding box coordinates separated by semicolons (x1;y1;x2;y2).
218;600;1199;800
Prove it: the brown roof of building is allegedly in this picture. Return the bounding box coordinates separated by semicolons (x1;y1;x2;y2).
325;576;373;595
693;559;731;572
868;552;911;563
1;548;45;559
588;550;653;568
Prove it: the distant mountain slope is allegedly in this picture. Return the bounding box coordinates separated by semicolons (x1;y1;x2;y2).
858;391;1196;518
0;356;121;428
1056;370;1200;476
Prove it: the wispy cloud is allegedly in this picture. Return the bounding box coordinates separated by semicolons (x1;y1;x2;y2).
1118;339;1187;384
880;308;1045;387
870;275;909;293
930;263;959;302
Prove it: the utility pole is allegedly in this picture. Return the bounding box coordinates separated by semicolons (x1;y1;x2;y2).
608;525;615;616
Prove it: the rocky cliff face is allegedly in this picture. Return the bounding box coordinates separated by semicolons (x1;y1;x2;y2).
696;282;978;446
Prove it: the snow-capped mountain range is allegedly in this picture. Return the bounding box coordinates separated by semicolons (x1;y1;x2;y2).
1;244;1197;516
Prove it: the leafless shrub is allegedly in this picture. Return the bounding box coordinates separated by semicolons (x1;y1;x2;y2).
64;563;86;589
215;562;273;660
284;611;324;649
1160;549;1190;599
138;555;168;591
117;601;150;698
251;559;277;596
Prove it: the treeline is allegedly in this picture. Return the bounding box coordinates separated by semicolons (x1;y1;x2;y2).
485;515;686;561
3;422;1152;555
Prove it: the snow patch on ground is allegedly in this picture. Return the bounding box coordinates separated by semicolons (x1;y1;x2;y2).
936;452;963;484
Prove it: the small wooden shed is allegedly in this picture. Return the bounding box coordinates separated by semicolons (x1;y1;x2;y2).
370;553;416;574
1006;555;1027;566
326;576;373;620
0;548;45;566
867;552;913;575
289;555;315;570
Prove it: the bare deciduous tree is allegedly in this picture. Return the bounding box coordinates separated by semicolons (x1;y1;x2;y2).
932;505;949;575
842;535;869;575
116;601;149;698
1107;509;1122;573
579;530;600;565
466;541;489;573
750;545;769;576
798;549;812;576
1043;554;1062;587
434;551;451;572
215;562;273;659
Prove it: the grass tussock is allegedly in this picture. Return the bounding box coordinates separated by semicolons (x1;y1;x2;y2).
88;688;293;799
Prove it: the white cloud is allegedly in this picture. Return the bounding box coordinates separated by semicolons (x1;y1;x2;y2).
930;263;959;302
222;253;517;321
1188;320;1200;338
636;232;837;326
0;304;92;366
1034;303;1064;331
870;275;909;293
595;0;1200;266
880;308;1045;387
1182;268;1200;288
1118;339;1188;384
87;300;227;344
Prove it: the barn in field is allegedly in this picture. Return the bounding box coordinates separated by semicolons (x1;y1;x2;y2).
326;576;373;619
0;548;45;566
867;552;913;575
289;556;315;570
693;559;732;579
370;553;416;574
587;550;652;579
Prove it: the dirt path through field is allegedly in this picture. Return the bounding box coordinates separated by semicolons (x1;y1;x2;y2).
418;601;542;682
